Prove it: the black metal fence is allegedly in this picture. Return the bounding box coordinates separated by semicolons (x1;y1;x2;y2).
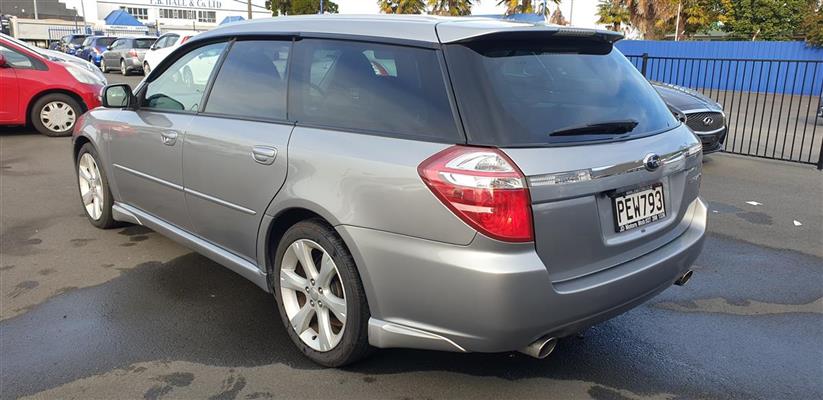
626;53;823;169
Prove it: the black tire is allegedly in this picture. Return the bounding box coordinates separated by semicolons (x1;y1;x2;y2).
75;143;121;229
29;93;82;137
272;219;372;367
120;59;128;76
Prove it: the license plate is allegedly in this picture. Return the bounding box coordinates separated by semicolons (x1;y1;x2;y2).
612;184;666;232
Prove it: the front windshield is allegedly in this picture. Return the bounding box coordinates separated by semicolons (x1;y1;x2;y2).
445;39;678;146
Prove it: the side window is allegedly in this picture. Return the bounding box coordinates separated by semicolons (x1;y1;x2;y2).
0;45;33;68
204;40;289;120
291;39;459;141
109;40;122;50
142;42;227;112
164;35;179;48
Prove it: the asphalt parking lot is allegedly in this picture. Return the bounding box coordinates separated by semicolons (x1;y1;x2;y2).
1;73;822;399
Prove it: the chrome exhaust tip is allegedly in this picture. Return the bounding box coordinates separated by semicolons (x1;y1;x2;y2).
519;335;558;359
674;270;694;286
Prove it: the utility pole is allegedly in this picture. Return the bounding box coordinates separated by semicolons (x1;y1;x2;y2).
674;1;682;41
32;0;38;19
320;0;324;14
79;0;87;32
248;0;252;20
569;0;574;25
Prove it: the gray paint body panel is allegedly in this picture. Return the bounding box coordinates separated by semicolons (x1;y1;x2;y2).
72;16;706;355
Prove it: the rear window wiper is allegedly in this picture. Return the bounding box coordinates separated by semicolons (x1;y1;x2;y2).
548;120;639;137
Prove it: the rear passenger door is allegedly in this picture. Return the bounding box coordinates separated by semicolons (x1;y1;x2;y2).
183;39;294;261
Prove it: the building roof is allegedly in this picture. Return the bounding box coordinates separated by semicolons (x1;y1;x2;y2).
194;14;621;45
104;10;144;27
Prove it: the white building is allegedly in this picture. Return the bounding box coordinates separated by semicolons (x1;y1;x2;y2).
62;0;270;32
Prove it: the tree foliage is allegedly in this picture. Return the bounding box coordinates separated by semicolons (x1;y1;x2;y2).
496;0;560;16
377;0;427;14
802;3;823;46
596;0;632;32
266;0;338;15
429;0;475;16
722;0;813;40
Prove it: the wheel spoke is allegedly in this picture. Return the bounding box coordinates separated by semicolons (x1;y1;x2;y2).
316;307;334;351
280;269;307;292
321;292;346;324
81;190;94;205
290;303;314;335
291;241;318;278
316;253;336;287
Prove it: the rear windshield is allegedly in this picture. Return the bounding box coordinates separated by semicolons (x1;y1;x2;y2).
70;36;86;45
444;40;677;146
98;37;116;47
134;39;155;49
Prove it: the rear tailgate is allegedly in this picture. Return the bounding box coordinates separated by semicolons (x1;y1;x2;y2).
504;126;702;282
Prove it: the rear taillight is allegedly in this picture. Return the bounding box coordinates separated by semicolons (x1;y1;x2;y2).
128;49;138;58
181;36;192;44
418;146;533;242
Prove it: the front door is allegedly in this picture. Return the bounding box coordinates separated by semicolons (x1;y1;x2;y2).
109;41;228;231
0;44;21;122
183;39;293;260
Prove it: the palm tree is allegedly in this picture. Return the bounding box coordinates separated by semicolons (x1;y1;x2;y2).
497;0;561;16
623;0;679;39
596;0;632;32
429;0;475;16
378;0;428;14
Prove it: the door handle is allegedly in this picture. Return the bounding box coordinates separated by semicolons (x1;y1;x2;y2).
251;146;277;165
160;130;178;146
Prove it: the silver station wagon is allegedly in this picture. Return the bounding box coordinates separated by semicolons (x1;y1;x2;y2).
73;15;706;367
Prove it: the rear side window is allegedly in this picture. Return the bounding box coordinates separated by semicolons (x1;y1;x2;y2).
205;40;290;120
444;40;678;146
70;36;85;45
98;37;116;47
134;39;154;49
290;39;459;142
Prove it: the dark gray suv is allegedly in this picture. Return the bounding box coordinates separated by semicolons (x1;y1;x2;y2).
73;16;706;367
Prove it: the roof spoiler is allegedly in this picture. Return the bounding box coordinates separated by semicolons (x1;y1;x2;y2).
445;27;624;45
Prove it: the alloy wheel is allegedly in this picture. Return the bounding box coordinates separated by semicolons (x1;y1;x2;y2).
39;101;76;133
77;153;104;220
280;239;347;352
120;60;126;75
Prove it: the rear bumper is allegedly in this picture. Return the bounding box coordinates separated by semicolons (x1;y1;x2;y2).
341;198;707;353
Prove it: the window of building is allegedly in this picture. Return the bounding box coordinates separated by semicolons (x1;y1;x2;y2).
197;11;216;23
120;7;148;20
160;8;196;20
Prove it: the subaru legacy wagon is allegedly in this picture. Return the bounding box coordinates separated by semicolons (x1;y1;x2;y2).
73;16;706;367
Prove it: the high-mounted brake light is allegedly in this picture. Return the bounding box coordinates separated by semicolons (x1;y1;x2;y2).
418;146;533;242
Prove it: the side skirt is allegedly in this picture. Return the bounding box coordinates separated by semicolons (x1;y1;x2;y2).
112;202;270;292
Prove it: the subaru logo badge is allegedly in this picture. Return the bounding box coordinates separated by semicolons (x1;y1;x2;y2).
643;153;661;171
702;116;714;126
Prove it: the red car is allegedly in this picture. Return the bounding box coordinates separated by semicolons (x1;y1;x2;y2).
0;33;106;136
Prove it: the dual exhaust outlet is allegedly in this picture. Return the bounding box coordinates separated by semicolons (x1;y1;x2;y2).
518;270;694;359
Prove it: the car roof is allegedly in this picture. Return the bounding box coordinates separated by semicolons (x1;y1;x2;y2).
194;14;621;45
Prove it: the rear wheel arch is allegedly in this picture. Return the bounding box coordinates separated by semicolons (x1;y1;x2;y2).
263;208;370;305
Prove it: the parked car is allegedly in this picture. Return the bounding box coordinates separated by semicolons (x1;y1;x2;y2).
77;35;117;67
142;32;195;75
59;34;89;55
0;33;105;136
73;16;705;367
100;36;155;75
652;81;728;153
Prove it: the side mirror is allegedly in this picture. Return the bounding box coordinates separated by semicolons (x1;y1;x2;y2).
0;53;8;68
102;84;134;108
106;45;113;51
